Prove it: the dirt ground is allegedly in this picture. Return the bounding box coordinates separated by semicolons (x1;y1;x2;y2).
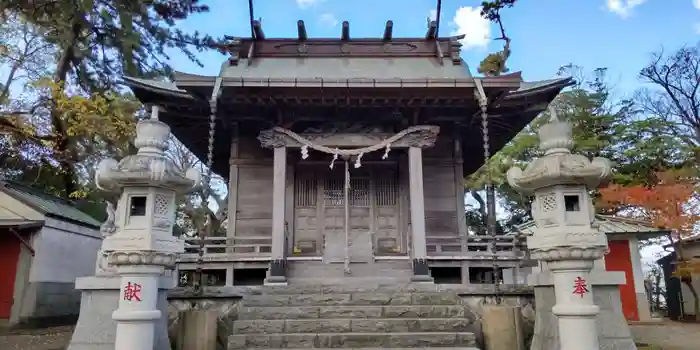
629;320;700;350
0;321;698;350
0;326;72;350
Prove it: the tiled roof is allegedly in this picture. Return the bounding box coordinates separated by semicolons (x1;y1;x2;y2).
0;181;101;228
515;215;668;237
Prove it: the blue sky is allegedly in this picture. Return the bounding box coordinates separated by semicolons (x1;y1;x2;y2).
168;0;700;96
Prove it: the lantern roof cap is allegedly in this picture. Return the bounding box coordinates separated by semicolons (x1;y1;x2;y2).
95;107;201;193
506;107;612;194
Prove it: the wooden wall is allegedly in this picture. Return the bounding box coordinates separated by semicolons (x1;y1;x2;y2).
422;134;462;253
232;136;274;238
228;132;465;254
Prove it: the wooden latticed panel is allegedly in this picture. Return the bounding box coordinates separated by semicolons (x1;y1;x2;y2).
293;168;320;256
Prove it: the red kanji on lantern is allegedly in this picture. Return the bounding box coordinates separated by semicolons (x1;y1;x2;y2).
123;282;142;302
572;277;589;298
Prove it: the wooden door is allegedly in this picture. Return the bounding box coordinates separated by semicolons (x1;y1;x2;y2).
605;240;639;321
0;233;21;319
294;164;400;262
348;177;372;262
293;169;320;255
322;170;346;262
373;167;401;255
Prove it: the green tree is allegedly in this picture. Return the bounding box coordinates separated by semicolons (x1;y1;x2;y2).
467;65;693;230
478;0;516;76
1;0;223;197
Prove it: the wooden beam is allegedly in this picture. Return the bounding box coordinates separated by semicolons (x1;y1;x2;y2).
253;20;265;40
425;20;437;40
341;21;350;40
383;20;393;40
297;20;307;41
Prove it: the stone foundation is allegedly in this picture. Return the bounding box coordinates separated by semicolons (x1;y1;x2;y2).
13;281;81;328
67;276;174;350
528;271;637;350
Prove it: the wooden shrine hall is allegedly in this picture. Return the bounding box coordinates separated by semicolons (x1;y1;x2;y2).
123;19;574;286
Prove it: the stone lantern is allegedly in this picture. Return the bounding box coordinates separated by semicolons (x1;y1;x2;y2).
94;106;201;350
506;109;612;350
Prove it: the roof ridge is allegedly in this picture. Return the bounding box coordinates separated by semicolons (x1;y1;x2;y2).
0;180;86;212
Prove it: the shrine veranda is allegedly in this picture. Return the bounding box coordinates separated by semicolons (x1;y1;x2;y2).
124;26;572;287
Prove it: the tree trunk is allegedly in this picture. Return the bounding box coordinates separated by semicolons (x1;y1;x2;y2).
0;57;22;102
470;189;487;235
50;21;81;198
654;274;661;312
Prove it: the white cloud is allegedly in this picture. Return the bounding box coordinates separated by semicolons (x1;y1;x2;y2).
451;6;491;49
694;0;700;10
605;0;647;18
296;0;323;10
319;13;338;27
429;9;437;21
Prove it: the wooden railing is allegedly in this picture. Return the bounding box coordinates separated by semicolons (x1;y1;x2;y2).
179;236;272;262
426;234;527;258
178;233;527;262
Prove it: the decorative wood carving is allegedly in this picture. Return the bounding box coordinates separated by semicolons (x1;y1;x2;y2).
258;125;440;149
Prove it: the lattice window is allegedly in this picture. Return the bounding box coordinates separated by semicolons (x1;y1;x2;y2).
154;194;170;215
294;176;317;207
350;179;370;207
324;178;345;207
375;176;397;207
540;193;557;212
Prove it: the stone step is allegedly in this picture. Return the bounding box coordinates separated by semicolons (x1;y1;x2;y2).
228;332;477;349
237;305;471;320
242;292;462;307
243;348;481;350
233;318;474;334
259;283;460;294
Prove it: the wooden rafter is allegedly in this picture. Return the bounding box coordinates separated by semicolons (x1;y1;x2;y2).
425;20;437;40
383;21;393;41
253;20;265;40
297;20;307;41
341;21;350;40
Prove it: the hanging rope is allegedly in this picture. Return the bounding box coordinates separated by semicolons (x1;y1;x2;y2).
264;125;439;169
193;74;223;295
344;159;351;275
475;79;502;304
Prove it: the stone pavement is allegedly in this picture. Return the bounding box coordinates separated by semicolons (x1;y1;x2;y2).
629;321;700;350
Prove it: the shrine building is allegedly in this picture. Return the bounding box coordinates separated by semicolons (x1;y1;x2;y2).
123;20;574;286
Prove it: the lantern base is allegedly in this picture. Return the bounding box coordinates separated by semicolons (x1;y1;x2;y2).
67;275;174;350
527;271;637;350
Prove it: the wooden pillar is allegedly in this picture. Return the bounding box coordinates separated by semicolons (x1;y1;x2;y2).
408;146;432;282
266;146;287;284
227;126;239;239
453;130;468;251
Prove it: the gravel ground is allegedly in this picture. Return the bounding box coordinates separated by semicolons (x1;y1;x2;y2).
0;321;697;350
0;326;72;350
629;321;700;350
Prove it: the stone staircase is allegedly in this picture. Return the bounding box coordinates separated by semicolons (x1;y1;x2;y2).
228;285;481;350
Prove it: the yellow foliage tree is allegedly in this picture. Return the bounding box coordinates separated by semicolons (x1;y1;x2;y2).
1;80;141;198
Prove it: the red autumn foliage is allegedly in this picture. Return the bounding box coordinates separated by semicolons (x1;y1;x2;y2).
598;170;700;242
599;169;700;318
